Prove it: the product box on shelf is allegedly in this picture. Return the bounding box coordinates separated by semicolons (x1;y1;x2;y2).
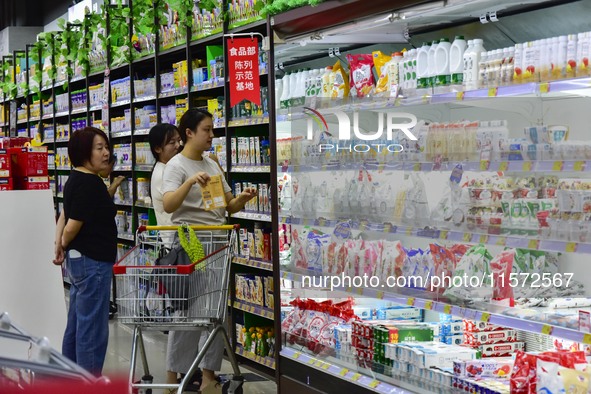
479;342;524;357
0;149;10;177
0;177;13;191
14;176;50;190
464;330;518;346
263;276;273;309
9;146;48;177
453;358;513;379
235;274;264;306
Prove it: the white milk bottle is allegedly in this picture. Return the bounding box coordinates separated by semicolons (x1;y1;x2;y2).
416;42;431;89
557;36;568;79
513;43;523;84
387;52;403;96
275;78;283;110
566;34;578;79
428;40;439;87
467;39;485;90
279;72;290;108
478;51;489;89
462;40;474;89
450;35;467;86
435;38;451;88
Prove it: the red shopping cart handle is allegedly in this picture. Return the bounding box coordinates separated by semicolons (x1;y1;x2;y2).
137;224;239;233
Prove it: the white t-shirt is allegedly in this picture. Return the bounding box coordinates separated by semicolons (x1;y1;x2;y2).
151;161;173;226
162;154;232;225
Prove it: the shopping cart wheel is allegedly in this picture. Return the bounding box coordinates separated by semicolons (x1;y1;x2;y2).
221;376;244;394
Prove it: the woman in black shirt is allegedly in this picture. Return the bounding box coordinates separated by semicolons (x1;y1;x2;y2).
53;127;118;376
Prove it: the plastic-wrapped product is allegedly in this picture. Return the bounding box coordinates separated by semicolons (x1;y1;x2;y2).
379;240;406;278
444;244;493;300
490;249;516;301
346;53;375;98
561;368;591;393
331;60;350;99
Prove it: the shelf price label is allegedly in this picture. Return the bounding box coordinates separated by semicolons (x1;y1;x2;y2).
383;223;392;233
369;380;380;388
440;230;449;240
574;161;586;171
480;160;490;171
498;162;509;172
552;161;564;171
376;291;384;300
540;82;550;94
351;373;362;381
443;305;452;314
522;162;533;172
481;312;491;323
479;235;489;244
541;325;553;335
308;358;316;365
488;87;498;97
422;95;429;104
407;297;416;306
424;301;433;310
456;92;465;101
584;334;591;345
528;239;539;250
293;351;301;359
322;362;331;370
412;163;421;171
463;233;472;242
339;368;349;377
566;242;577;253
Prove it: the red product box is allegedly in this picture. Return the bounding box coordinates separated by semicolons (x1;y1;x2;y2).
453;358;513;378
0;149;10;177
463;320;507;332
0;178;13;191
10;146;48;177
465;330;518;346
15;176;50;190
479;342;524;358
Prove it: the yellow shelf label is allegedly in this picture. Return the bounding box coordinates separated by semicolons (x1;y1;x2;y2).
498;162;509;171
584;334;591;345
541;325;553;335
440;230;448;240
322;362;330;370
406;228;413;236
496;237;506;246
394;98;402;107
481;312;491;322
480;160;490;171
522;162;533;171
424;301;433;310
308;358;316;365
383;224;392;233
376;291;384;300
479;235;489;244
293;352;301;359
566;242;577;253
339;368;349;377
407;297;415;306
356;288;363;296
552;161;563;171
369;380;380;388
351;373;362;381
282;272;289;279
574;161;586;171
444;305;452;314
488;87;498;97
540;82;550;94
422;95;429;104
463;233;472;242
456;92;465;101
528;239;539;250
413;163;421;171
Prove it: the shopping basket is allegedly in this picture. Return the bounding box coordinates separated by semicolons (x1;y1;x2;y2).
113;225;244;394
0;312;113;392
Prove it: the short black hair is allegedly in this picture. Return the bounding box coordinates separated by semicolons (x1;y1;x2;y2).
177;108;213;144
148;123;179;162
68;127;110;168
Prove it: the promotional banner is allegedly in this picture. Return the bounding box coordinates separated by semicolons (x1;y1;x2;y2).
227;37;260;107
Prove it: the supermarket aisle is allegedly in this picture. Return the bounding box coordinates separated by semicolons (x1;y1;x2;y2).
103;320;277;393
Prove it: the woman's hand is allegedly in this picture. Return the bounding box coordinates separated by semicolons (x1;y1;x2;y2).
239;187;258;203
53;243;65;266
189;172;210;187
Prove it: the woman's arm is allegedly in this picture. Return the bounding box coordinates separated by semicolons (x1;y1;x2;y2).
226;187;258;214
163;172;210;213
62;219;83;249
53;211;66;265
107;175;126;198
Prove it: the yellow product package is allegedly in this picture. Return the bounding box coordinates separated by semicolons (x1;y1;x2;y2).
331;60;350;99
201;174;227;210
372;51;392;94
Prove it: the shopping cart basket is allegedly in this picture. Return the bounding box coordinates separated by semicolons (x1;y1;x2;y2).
113;225;244;394
0;312;112;392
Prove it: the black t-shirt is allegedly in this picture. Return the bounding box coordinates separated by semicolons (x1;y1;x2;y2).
63;170;117;263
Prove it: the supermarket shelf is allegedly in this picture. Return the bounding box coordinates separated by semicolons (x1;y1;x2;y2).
230;165;270;173
29;116;40;122
159;43;187;56
214;119;226;129
56;138;70;143
277;77;591;123
42;113;54;120
111;99;131;108
227;19;266;34
133;95;157;104
44;139;54;144
54;111;69;118
89;105;102;112
233;300;274;319
115;202;133;207
231;211;272;222
135;200;153;209
282;215;591;255
281;347;411;394
191;78;224;92
70;75;85;84
190;31;223;46
235;345;275;370
158;89;187;99
113;165;132;171
228;117;269;127
70;107;87;115
232;255;273;271
56;167;70;171
135;164;155;172
111;130;132;138
54;80;67;88
56;193;63;198
134;128;151;136
332;284;591;346
279;160;591;174
118;233;135;241
16;119;27;125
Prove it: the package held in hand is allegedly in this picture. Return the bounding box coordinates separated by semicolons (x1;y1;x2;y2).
202;174;227;210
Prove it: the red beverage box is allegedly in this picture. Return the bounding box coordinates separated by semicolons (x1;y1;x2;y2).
15;176;50;190
465;330;518;346
10;146;48;177
0;149;10;177
0;178;13;191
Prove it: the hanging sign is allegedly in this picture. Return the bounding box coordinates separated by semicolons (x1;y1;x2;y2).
227;37;260;107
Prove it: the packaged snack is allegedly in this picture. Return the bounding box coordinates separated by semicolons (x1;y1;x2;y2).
465;329;518;346
561;367;591;393
331;60;350;99
379;240;406;278
454;358;513;378
444;244;493;299
346;53;375;98
490;249;516;300
372;51;392;94
479;341;524;357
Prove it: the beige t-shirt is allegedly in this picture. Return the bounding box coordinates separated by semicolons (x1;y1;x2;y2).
162;154;232;225
151;161;173;226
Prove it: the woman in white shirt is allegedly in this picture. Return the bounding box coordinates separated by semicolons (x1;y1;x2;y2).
149;123;181;226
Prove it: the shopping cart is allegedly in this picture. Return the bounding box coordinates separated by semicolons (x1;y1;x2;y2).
0;312;112;392
113;225;244;394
